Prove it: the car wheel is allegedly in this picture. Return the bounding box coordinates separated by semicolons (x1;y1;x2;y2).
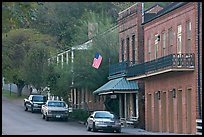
64;117;68;121
92;123;97;132
116;128;121;133
45;114;49;121
31;107;34;113
42;113;45;119
86;123;91;131
24;105;28;111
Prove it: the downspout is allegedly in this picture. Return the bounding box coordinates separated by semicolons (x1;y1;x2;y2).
197;2;201;119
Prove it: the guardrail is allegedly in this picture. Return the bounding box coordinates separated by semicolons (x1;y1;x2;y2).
196;119;202;135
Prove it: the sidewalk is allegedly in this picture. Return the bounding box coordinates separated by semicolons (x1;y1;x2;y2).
77;120;188;135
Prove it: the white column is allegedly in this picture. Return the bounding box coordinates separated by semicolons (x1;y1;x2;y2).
136;93;139;118
66;51;69;64
48;58;51;65
71;50;74;85
57;56;59;65
61;54;63;68
71;50;74;63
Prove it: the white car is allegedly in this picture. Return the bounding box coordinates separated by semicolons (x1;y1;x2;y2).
41;100;69;121
86;111;121;133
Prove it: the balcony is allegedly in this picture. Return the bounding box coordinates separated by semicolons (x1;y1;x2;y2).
127;53;195;80
108;61;128;80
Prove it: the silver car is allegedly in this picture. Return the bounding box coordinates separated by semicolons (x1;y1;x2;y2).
86;111;121;133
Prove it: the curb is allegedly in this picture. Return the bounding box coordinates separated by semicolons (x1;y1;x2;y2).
78;121;86;125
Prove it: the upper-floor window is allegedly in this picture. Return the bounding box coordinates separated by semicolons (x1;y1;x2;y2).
126;37;130;62
168;28;173;54
162;32;166;56
186;21;191;53
121;39;124;62
132;34;136;64
154;34;159;59
147;38;151;61
177;24;182;54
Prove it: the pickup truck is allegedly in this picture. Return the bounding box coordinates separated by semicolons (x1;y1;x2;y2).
24;95;47;113
41;100;69;121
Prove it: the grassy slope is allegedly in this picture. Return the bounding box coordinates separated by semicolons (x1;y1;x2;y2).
2;89;27;100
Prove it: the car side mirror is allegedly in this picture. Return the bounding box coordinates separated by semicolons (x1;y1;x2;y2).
90;116;93;118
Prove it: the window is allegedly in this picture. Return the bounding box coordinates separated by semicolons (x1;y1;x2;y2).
186;21;191;53
147;38;151;61
162;32;166;56
154;34;159;59
126;37;130;62
121;39;124;62
132;34;136;64
168;28;173;54
177;25;182;54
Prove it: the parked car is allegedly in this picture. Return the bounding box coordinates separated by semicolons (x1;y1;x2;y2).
41;100;69;121
86;111;121;133
24;95;47;113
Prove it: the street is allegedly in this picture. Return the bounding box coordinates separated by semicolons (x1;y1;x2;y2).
2;96;133;135
2;96;179;135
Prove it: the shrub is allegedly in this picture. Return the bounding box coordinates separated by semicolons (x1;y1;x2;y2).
70;109;89;122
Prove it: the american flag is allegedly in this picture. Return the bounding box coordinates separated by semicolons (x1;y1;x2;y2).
92;53;102;69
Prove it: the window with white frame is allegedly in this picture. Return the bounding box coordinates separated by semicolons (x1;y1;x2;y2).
132;34;136;64
177;25;182;54
186;21;191;53
162;32;166;56
154;34;159;59
147;38;151;61
168;28;173;54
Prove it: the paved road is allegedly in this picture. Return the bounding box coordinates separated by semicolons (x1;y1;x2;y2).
2;96;181;135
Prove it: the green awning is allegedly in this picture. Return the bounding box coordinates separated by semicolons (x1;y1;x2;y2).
93;77;138;95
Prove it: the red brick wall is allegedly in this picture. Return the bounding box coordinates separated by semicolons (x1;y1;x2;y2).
143;3;199;134
118;2;144;64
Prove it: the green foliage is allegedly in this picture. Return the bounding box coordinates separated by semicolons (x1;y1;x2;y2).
70;109;89;122
2;2;39;32
70;11;118;91
23;44;50;90
2;28;58;96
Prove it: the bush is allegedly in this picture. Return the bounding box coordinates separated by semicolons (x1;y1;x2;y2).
70;109;89;122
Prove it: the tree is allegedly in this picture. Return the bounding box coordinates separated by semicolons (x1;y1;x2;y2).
2;28;58;96
71;11;119;91
45;64;73;104
23;44;52;92
2;2;40;32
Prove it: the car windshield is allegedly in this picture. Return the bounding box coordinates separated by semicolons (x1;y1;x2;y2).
94;112;115;119
48;102;66;107
33;96;46;102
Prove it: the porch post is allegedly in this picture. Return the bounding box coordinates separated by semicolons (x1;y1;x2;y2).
125;93;127;120
119;94;122;118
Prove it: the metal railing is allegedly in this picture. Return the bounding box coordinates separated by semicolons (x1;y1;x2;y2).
196;119;202;135
109;61;128;78
127;53;195;77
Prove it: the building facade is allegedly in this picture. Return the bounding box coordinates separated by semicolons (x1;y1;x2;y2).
117;2;145;128
127;2;202;134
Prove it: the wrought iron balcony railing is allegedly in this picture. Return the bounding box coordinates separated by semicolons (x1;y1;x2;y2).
108;53;195;80
108;61;128;79
127;53;195;78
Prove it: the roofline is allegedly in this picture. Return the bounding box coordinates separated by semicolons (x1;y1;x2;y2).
144;3;163;12
118;2;137;15
142;2;188;25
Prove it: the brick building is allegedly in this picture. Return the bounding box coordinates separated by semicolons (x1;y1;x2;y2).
127;2;202;134
94;2;146;128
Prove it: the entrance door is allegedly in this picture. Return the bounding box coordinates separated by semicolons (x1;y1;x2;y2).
105;95;119;116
